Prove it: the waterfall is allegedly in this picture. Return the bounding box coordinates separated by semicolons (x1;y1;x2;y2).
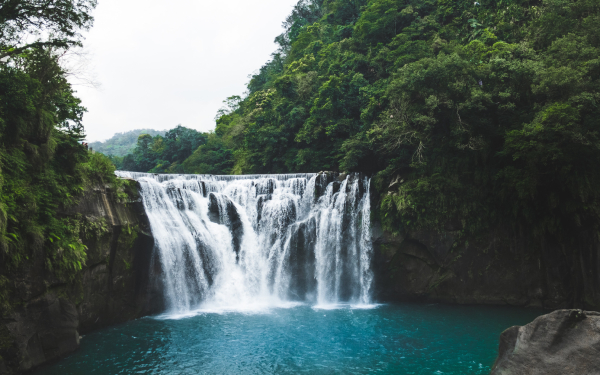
117;171;374;313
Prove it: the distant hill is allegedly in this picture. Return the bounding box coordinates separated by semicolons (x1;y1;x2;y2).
89;129;166;157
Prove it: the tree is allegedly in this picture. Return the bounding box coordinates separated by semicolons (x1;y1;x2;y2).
182;133;234;175
131;134;156;172
160;125;207;166
0;0;97;59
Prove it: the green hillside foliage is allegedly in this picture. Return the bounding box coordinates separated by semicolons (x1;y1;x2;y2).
120;126;209;173
182;133;235;175
203;0;600;242
88;128;165;157
0;0;128;312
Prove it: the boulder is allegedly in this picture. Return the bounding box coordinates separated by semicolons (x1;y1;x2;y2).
491;309;600;375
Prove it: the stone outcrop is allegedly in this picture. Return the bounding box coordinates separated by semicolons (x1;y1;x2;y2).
491;309;600;374
0;180;160;374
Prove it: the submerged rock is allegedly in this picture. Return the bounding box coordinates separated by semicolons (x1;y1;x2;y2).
491;309;600;375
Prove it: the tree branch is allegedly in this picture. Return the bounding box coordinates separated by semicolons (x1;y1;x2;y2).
0;39;75;59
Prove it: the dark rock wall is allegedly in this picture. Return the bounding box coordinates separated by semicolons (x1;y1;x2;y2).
372;221;600;310
0;181;161;374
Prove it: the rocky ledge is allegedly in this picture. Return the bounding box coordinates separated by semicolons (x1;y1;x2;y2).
491;309;600;374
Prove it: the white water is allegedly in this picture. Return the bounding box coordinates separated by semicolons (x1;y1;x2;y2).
117;172;374;314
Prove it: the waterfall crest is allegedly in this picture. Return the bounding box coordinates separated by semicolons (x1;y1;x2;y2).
117;171;374;313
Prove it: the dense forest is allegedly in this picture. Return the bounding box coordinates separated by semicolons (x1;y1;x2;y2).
112;125;235;174
0;0;125;312
88;128;165;157
119;0;600;248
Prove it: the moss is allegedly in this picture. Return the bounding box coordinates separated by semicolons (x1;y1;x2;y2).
120;180;140;203
70;277;85;305
112;225;139;273
118;225;139;251
0;276;10;314
0;325;13;351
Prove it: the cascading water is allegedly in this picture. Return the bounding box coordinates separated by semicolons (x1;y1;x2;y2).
116;171;374;313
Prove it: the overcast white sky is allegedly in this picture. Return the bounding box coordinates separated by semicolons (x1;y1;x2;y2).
74;0;298;142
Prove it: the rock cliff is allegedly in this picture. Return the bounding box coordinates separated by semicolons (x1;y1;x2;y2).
372;222;600;310
370;176;600;311
0;180;161;374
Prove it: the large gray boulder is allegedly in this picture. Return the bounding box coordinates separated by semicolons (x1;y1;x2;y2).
491;309;600;374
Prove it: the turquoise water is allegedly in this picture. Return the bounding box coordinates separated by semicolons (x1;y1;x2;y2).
35;303;543;375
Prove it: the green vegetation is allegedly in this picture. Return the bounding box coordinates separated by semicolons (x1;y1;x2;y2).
88;128;165;157
181;133;234;175
0;0;129;312
190;0;599;244
120;125;208;173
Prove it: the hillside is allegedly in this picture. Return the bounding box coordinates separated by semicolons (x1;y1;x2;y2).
88;129;165;157
195;0;600;247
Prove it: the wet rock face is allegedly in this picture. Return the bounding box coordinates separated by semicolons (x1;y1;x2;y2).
372;220;600;309
314;172;338;201
491;309;600;375
287;218;317;301
3;295;79;371
166;186;186;210
256;179;276;196
255;194;273;226
0;181;159;374
207;193;244;261
207;193;221;224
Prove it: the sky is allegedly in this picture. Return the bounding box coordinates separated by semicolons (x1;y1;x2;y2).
73;0;299;142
